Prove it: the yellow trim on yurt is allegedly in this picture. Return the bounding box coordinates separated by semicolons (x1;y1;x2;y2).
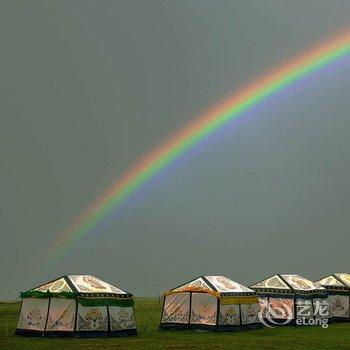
220;296;259;305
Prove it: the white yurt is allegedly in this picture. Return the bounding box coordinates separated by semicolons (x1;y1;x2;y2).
315;273;350;321
160;275;261;331
251;274;330;326
15;275;137;337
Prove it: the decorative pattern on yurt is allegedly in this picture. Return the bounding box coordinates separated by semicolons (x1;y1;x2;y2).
315;273;350;321
251;274;330;326
15;275;137;337
160;275;262;331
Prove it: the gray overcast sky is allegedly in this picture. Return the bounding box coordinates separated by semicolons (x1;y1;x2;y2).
1;0;350;297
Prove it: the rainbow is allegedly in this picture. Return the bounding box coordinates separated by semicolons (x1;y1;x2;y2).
49;30;350;260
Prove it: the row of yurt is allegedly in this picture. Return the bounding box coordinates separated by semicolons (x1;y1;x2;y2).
15;272;349;337
15;275;137;337
315;273;350;321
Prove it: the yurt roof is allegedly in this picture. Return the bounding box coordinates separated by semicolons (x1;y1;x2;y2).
315;273;350;289
23;275;132;298
166;275;255;296
251;274;324;294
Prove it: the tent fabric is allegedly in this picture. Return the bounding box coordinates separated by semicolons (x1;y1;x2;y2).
281;275;318;291
172;277;214;294
220;296;258;305
315;273;350;288
68;275;127;294
46;298;75;332
218;304;240;325
169;275;256;296
77;305;108;331
34;278;72;293
190;293;217;325
17;298;49;331
251;275;289;290
15;275;137;337
109;306;136;330
251;274;320;292
219;304;240;326
77;297;134;307
329;295;349;318
336;273;350;287
21;291;75;299
160;275;261;331
240;303;259;325
161;293;190;324
20;291;134;307
32;275;129;296
315;276;344;287
314;273;350;321
204;276;253;294
258;297;269;319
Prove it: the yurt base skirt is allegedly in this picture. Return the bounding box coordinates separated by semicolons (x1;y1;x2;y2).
14;329;138;338
159;323;262;332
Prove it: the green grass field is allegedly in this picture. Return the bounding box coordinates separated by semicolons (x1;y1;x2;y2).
0;299;349;350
